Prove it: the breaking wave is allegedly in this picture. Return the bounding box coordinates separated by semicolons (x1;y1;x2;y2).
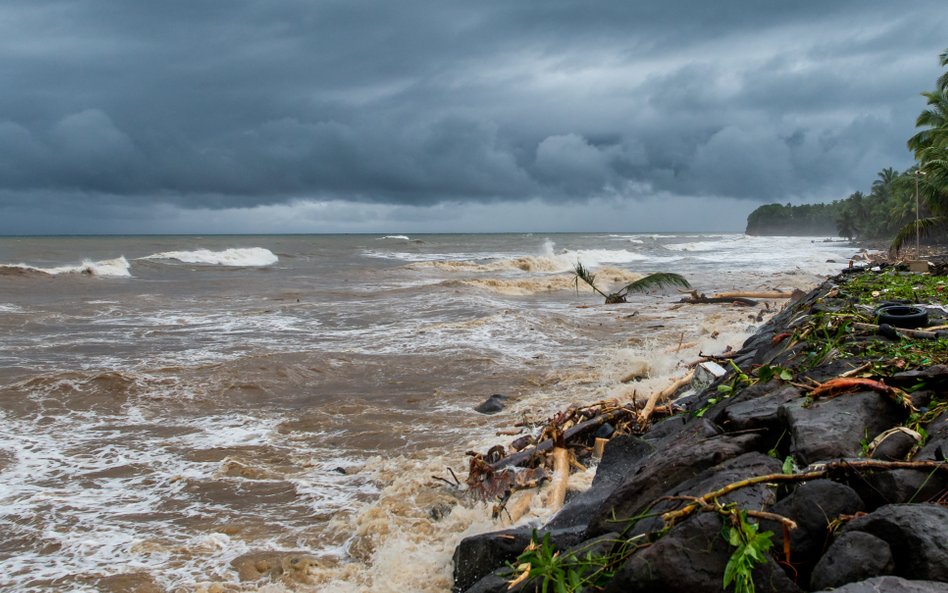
379;235;411;241
0;256;131;278
141;248;278;267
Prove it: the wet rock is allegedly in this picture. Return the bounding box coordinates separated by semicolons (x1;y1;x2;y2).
602;513;800;593
778;391;904;465
847;468;947;508
461;573;510;593
810;531;894;590
916;411;948;462
841;503;948;581
641;415;689;443
593;422;615;439
587;429;764;537
713;383;801;432
813;575;948;592
453;526;586;593
629;452;782;536
760;479;864;570
868;427;921;461
474;394;508;414
453;527;532;592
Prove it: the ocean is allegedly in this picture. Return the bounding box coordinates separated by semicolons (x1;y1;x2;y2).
0;233;860;592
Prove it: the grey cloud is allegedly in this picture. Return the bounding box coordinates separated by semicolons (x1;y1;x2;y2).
0;0;946;231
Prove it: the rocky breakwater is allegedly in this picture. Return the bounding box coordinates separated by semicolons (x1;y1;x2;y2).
452;266;948;593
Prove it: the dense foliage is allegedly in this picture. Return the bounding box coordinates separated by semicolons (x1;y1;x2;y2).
747;49;948;252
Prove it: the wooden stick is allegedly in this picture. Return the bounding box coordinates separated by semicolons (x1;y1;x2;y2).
679;292;759;306
502;489;535;525
711;291;793;299
661;459;947;527
593;437;608;459
639;370;695;427
546;447;570;512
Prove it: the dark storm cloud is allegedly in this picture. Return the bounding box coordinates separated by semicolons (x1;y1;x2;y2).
0;0;946;225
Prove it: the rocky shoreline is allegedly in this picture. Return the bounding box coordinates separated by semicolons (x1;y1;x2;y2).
451;266;948;593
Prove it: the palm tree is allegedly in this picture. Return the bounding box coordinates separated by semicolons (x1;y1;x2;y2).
573;263;691;304
891;49;948;254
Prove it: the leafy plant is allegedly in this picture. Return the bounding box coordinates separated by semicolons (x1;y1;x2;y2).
509;532;615;593
573;262;690;304
722;510;774;593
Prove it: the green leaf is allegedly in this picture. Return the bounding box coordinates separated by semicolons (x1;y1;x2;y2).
619;272;691;295
779;369;793;381
782;456;795;475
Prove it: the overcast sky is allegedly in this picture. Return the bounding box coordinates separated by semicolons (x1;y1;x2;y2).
1;1;946;234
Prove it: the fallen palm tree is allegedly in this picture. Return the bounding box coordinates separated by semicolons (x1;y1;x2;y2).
573;263;691;304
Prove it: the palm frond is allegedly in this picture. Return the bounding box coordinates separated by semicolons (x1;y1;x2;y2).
889;216;946;256
619;272;691;295
573;262;608;298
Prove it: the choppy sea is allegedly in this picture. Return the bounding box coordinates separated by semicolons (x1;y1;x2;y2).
0;233;862;592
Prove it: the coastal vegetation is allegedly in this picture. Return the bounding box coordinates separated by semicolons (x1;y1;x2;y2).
747;49;948;254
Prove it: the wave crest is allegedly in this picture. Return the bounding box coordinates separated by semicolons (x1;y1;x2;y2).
142;248;278;267
0;257;131;278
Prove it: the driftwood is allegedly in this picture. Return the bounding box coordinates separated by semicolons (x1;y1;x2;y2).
711;291;793;299
679;290;758;306
546;447;570;512
639;370;695;428
489;405;637;470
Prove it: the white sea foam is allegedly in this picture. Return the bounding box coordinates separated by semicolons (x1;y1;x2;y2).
0;256;132;278
379;235;411;241
141;248;278;267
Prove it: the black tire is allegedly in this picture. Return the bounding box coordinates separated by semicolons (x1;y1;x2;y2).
876;305;928;329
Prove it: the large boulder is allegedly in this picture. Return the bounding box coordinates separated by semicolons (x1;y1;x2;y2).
453;526;586;593
813;576;948;592
712;383;801;433
452;527;532;592
840;503;948;581
602;513;800;593
759;479;864;570
586;428;764;537
810;531;894;590
627;452;782;537
778;391;904;465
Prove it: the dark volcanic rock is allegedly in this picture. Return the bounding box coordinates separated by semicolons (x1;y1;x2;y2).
778;391;904;465
760;479;864;569
453;526;587;593
628;452;782;536
916;411;948;462
602;513;800;593
586;428;764;537
846;468;948;508
453;527;531;592
869;428;920;461
841;504;948;581
712;383;801;432
810;531;894;590
813;575;948;592
474;394;508;414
